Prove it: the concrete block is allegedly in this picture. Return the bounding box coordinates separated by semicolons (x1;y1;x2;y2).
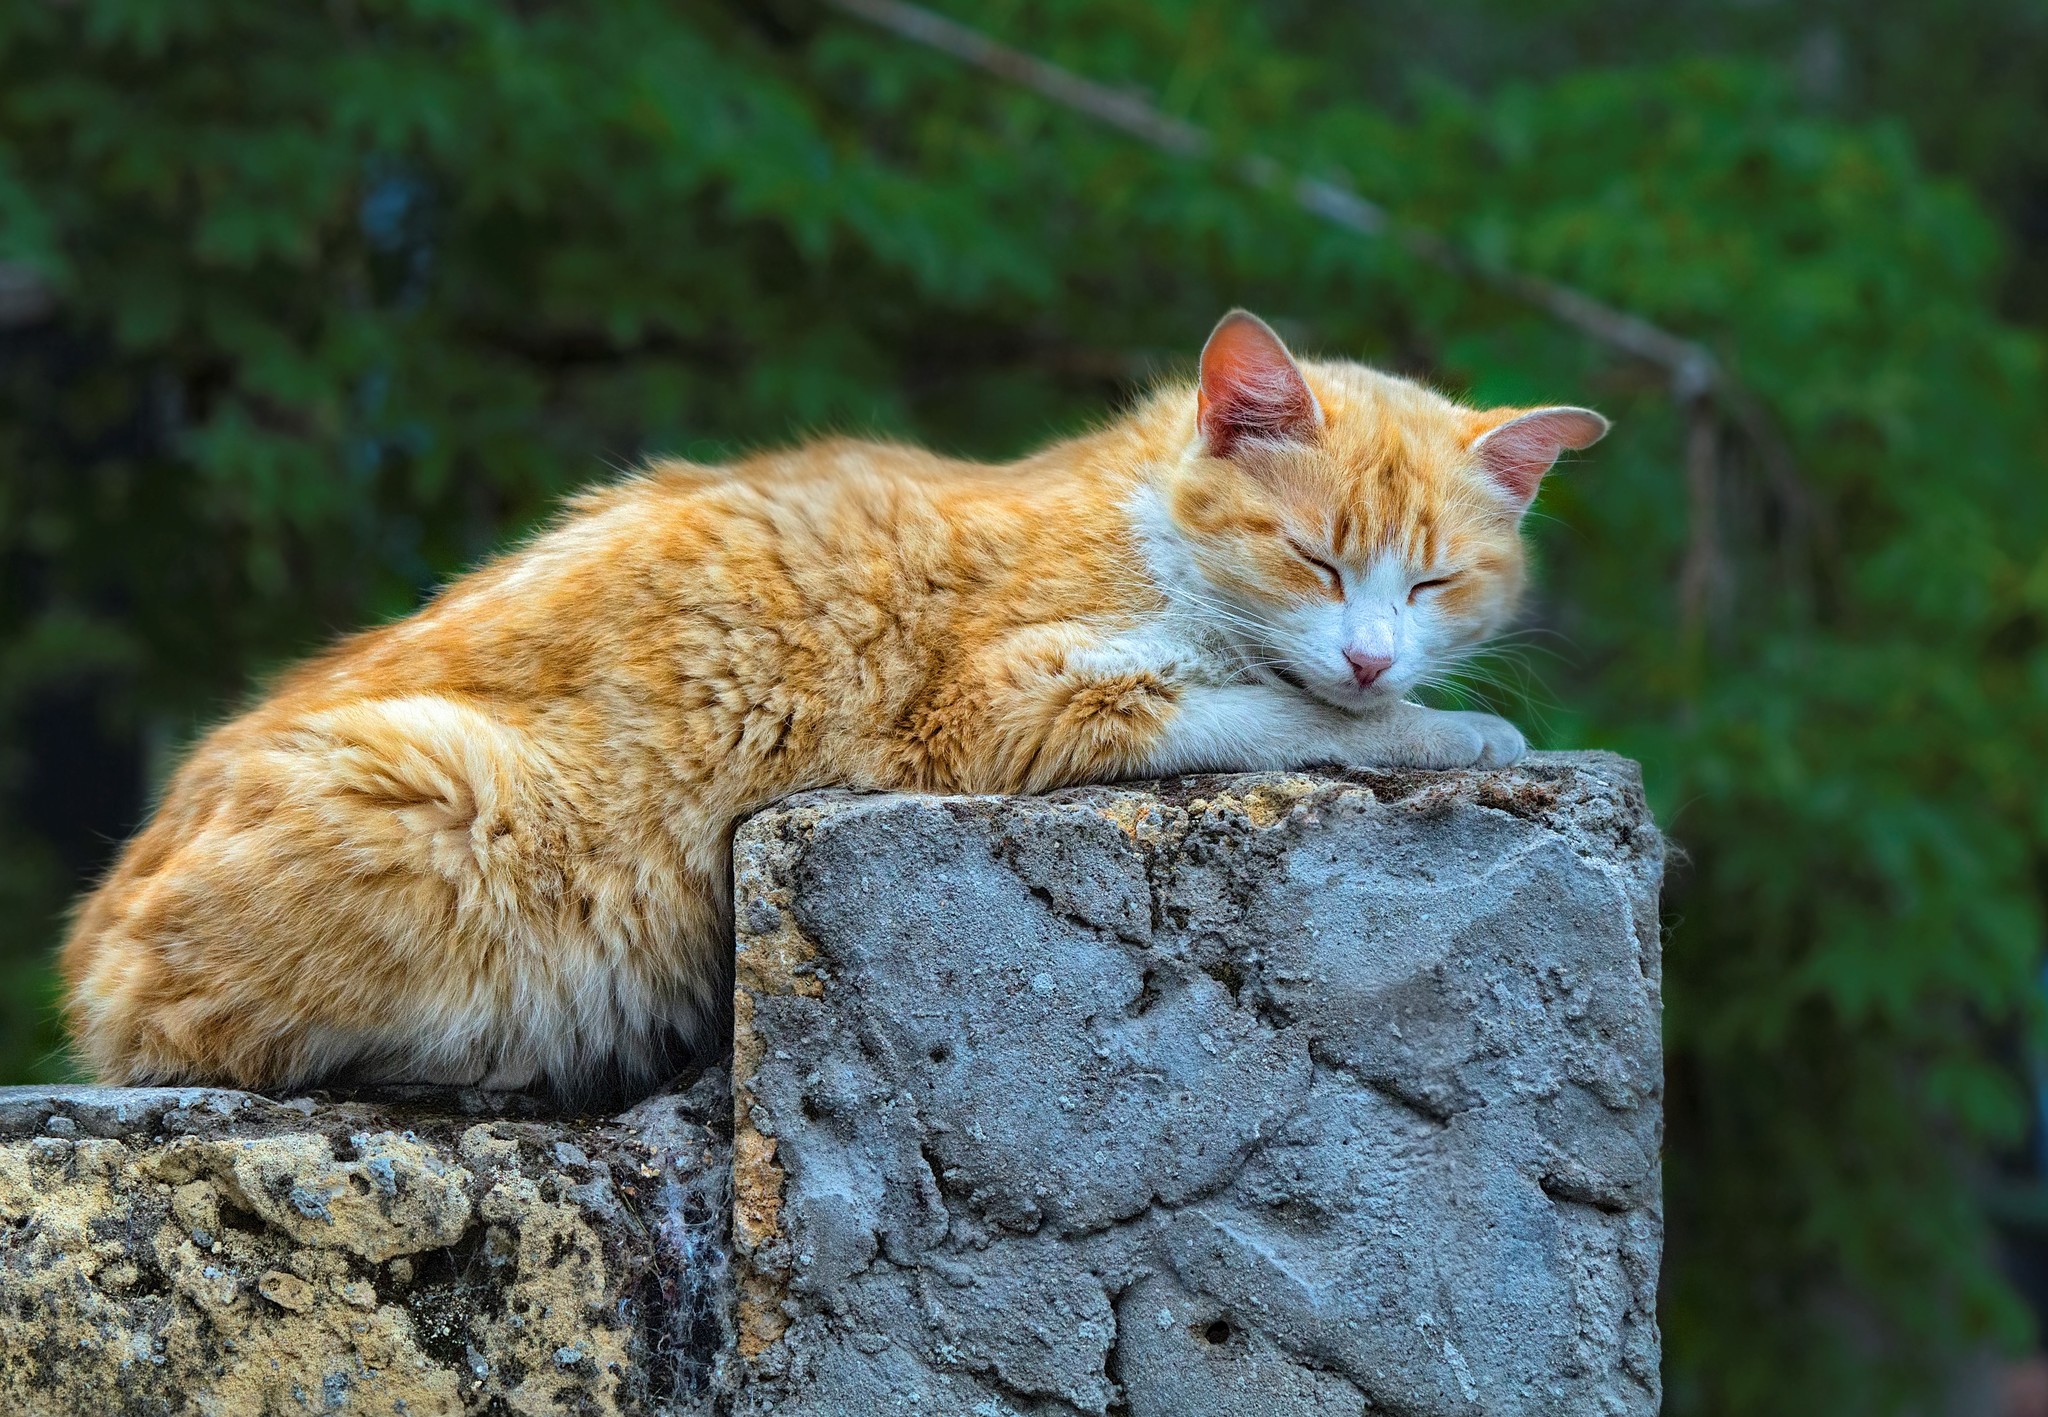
731;753;1663;1416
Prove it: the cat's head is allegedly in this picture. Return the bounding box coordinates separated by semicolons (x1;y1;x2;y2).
1143;310;1607;713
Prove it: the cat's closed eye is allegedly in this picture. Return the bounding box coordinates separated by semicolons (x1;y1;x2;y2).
1408;576;1456;603
1286;539;1343;595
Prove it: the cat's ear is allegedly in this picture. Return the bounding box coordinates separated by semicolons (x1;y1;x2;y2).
1197;310;1322;459
1469;406;1609;510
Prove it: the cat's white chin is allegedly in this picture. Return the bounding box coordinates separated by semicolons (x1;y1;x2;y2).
1256;659;1406;715
1332;681;1411;715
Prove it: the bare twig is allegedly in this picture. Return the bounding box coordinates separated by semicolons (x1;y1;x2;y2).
823;0;1215;160
1679;395;1726;631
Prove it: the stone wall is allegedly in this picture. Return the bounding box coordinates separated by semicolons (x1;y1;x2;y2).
0;1079;731;1415
0;752;1662;1415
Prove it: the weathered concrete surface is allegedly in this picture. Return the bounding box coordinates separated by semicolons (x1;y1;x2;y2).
0;1076;730;1416
732;753;1664;1416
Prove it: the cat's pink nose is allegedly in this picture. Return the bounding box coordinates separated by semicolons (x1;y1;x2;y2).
1345;649;1394;688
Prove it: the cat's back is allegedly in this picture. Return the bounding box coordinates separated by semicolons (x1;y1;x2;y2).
231;439;990;718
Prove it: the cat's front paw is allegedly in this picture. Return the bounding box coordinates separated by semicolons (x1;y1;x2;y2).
1451;710;1526;768
1356;707;1526;770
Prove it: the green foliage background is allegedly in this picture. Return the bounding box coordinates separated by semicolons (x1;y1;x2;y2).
3;2;2046;1410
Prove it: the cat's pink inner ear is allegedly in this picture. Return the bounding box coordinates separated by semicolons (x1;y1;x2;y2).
1470;407;1610;507
1197;310;1322;458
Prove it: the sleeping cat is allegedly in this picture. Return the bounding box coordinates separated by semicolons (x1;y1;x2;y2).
60;311;1606;1097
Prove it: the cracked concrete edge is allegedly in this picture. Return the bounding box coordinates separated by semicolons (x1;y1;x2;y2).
730;805;831;1362
0;1084;559;1143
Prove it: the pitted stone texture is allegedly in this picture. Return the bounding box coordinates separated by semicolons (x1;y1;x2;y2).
732;753;1664;1417
0;1076;731;1416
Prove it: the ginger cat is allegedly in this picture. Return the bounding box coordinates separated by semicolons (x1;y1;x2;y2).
61;312;1606;1097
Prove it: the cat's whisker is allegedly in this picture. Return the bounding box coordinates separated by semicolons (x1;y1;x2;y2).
1420;637;1572;741
1159;587;1273;638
